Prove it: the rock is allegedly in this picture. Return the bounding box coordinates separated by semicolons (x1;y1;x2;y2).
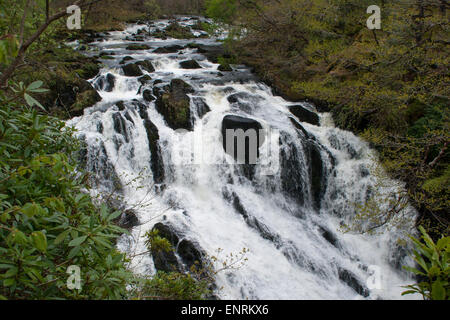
116;100;125;111
116;209;139;229
194;44;229;63
179;60;201;69
138;75;152;84
122;63;143;77
280;139;305;206
218;63;232;71
289;105;320;126
153;45;184;54
70;89;102;117
338;268;370;297
221;115;264;164
177;239;204;269
230;192;279;243
152;223;179;246
126;44;151;50
151;223;180;272
94;73;115;92
112;112;129;143
308;141;324;209
289;118;310;138
143;118;165;184
119;56;134;64
143;89;155;102
135;60;155;73
155;79;194;130
192;97;211;119
319;227;339;247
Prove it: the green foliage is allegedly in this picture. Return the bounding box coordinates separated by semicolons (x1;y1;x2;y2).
402;226;449;300
205;0;237;24
133;271;211;300
0;92;131;299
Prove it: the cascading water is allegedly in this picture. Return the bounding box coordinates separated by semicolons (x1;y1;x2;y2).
67;16;420;300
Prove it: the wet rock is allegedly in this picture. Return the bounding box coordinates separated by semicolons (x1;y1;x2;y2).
116;100;125;111
94;73;115;92
138;75;152;84
143;89;155;102
192;97;211;119
289;105;320;126
122;63;143;77
153;45;184;54
221;115;264;164
308;141;324;209
319;227;339;248
143;118;165;184
119;56;134;64
289;118;310;138
153;223;179;246
178;239;204;269
116;209;139;230
112;112;129;143
135;60;155;73
280;140;305;206
179;60;201;69
151;223;181;272
338;268;370;297
155;79;194;130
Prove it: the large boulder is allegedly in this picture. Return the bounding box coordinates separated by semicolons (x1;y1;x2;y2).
122;63;143;77
179;60;201;69
135;60;155;73
221;115;264;164
289;105;320;126
151;223;181;272
155;79;194;130
177;239;204;270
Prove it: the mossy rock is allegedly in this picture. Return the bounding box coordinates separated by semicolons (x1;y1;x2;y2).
122;63;143;76
70;90;102;117
218;63;232;72
155;79;194;130
164;22;195;39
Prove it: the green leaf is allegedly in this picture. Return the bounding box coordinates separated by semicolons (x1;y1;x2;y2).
21;203;38;218
54;230;70;245
27;81;43;91
31;231;47;253
68;235;88;247
431;281;446;300
24;93;45;111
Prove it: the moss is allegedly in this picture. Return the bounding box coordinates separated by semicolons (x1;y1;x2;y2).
71;90;102;116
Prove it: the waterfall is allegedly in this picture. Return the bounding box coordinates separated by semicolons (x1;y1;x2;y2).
67;16;419;300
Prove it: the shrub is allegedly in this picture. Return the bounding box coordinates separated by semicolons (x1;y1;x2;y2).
402;226;449;300
0;93;131;299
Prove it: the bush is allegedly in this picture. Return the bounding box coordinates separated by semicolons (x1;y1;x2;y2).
402;226;449;300
0;93;131;299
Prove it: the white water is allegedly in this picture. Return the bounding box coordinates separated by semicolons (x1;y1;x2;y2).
67;17;419;300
